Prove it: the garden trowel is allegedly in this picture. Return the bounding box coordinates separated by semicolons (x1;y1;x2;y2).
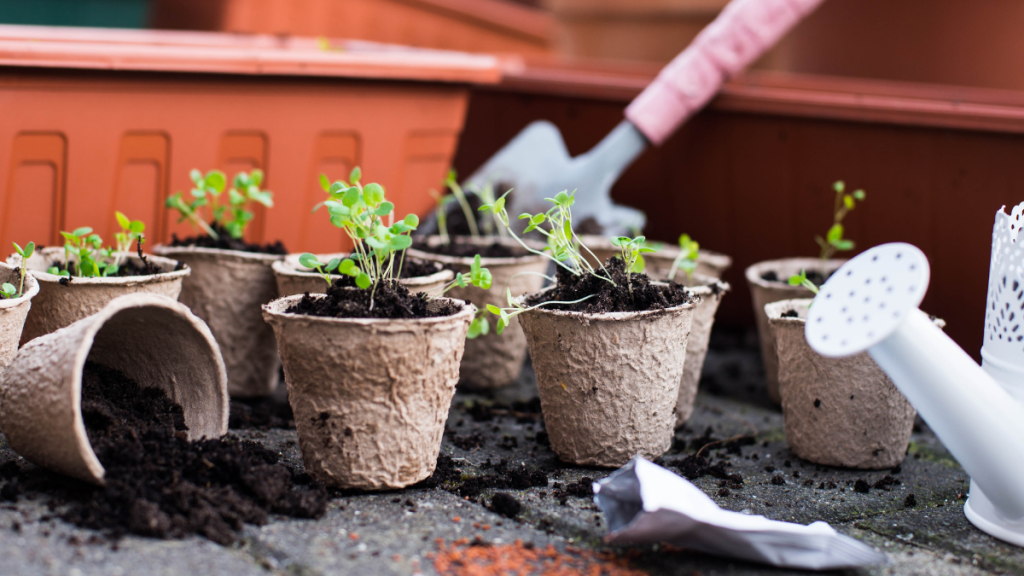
464;0;826;236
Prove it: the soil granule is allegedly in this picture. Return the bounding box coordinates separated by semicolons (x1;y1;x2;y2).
304;256;443;289
411;238;527;259
2;363;327;544
287;280;460;320
488;493;522;519
170;223;287;255
529;257;693;314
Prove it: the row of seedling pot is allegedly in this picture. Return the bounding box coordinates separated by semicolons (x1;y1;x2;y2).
0;164;736;492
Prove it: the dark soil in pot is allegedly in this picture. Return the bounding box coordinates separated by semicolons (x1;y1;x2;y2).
324;257;443;289
55;254;182;278
170;224;287;255
287;282;461;319
760;270;830;286
1;363;326;544
529;257;694;313
411;239;527;259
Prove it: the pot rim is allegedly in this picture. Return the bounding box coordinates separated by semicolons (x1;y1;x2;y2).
407;235;547;267
745;257;848;290
515;282;698;322
0;262;40;309
153;243;285;265
262;291;477;327
577;235;733;268
273;254;455;288
682;272;731;296
766;297;946;329
15;247;189;286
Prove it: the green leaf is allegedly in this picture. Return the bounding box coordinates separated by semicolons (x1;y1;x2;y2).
363;183;385;205
788;274;805;286
496;317;507;335
611;237;628;247
833;180;845;193
206;170;227;193
365;237;388;251
1;283;15;297
638;247;657;253
477;269;492;290
843;195;855;210
23;241;34;259
826;224;844;243
507;287;515;306
390;235;412;250
298;253;322;269
326;258;341;273
250;169;264;187
320;173;331;192
518;213;532;220
853;189;866;201
404;214;419;228
553;191;570;205
832;239;855;251
12;242;24;257
72;227;93;237
455;274;467;288
376;201;395;217
349;166;362;184
190;168;203;184
342;187;360;208
338;259;357;276
486;304;501;315
115;211;131;230
129;220;145;234
47;266;60;275
355;272;371;289
631;255;645;273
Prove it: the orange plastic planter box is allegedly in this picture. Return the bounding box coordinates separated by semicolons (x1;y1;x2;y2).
0;25;500;253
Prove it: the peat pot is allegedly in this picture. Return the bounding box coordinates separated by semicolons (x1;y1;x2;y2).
676;274;730;427
263;293;475;490
272;253;454;298
407;236;548;389
11;247;188;345
154;245;283;398
518;286;698;467
0;294;229;485
578;235;733;280
766;299;944;469
745;257;845;403
0;262;39;373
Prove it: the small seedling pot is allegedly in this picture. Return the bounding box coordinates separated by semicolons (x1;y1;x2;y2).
154;245;283;398
262;293;475;490
10;247;188;346
518;285;698;468
577;235;733;279
0;262;39;375
766;299;944;469
0;294;228;485
406;236;548;389
675;274;730;428
272;252;454;298
745;257;846;403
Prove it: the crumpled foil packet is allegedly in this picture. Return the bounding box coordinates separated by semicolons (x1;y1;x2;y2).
594;458;886;570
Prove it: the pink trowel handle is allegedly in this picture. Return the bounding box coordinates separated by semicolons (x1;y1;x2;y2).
625;0;825;146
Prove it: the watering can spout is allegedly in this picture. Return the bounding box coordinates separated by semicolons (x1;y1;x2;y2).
805;243;1024;545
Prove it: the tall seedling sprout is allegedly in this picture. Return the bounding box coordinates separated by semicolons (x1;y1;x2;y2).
165;168;274;240
431;170;508;243
816;180;865;261
668;234;700;282
2;241;35;299
46;212;149;278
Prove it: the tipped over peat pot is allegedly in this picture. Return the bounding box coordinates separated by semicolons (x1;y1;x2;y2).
765;299;944;469
517;285;698;468
11;247;188;345
407;236;548;389
577;235;733;280
745;258;846;403
154;245;284;398
0;262;39;373
272;252;454;298
263;292;475;490
675;273;729;427
0;294;228;484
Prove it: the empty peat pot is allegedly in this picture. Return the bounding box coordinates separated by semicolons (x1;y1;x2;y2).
578;235;733;279
407;236;548;390
675;274;729;427
154;245;283;398
272;252;453;298
263;293;475;490
11;247;188;345
518;286;698;468
0;262;39;373
0;294;228;485
745;257;846;403
766;299;943;469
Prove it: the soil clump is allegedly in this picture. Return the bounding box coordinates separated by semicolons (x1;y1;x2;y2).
529;257;692;314
170;224;287;255
761;270;830;285
287;281;460;320
411;239;526;259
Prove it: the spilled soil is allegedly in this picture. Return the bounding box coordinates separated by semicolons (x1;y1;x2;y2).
411;239;527;259
528;257;693;314
1;363;326;544
171;223;287;255
287;281;460;320
321;257;443;289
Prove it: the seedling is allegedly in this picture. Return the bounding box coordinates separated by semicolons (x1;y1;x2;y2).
787;269;819;295
114;211;146;268
445;169;479;238
3;241;36;299
47;213;149;278
668;234;700;282
816;181;866;261
165;168;274;240
611;236;656;297
430;170;508;243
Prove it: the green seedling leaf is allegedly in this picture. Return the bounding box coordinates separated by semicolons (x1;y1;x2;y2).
404;214;419;228
326;258;341;273
486;304;501;315
833;180;845;193
853;189;866;201
831;239;855;251
844;195;855;210
349;166;362;184
129;220;145;234
116;211;131;230
206;170;227;192
364;183;385;205
72;227;93;238
342;187;360;208
299;253;322;269
376;201;395;216
355;272;371;289
22;242;34;259
1;283;16;297
390;235;412;250
320;173;331;192
826;224;844;243
338;259;358;276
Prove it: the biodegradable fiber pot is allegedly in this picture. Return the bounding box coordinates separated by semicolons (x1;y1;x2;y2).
407;237;549;389
0;294;228;485
675;274;729;427
765;299;938;469
263;294;475;490
12;247;188;346
154;245;283;398
518;286;697;467
577;235;733;279
745;258;845;404
0;262;39;373
272;253;454;298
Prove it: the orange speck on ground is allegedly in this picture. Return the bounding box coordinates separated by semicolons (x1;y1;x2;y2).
349;533;359;541
433;538;648;575
453;516;462;522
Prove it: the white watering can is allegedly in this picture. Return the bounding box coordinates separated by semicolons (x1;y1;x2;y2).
804;208;1024;547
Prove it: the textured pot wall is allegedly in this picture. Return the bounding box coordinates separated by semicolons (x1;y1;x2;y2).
519;289;695;467
675;274;727;427
13;247;187;345
0;294;228;484
766;299;918;469
407;237;549;389
155;245;281;398
263;294;473;490
272;253;453;298
0;263;38;374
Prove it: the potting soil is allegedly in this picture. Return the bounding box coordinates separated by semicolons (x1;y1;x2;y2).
287;281;460;320
529;257;693;314
761;270;830;286
322;257;443;289
171;223;287;255
411;239;527;259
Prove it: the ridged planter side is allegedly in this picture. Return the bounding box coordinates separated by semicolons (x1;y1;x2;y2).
407;236;548;389
519;287;697;467
0;294;228;484
675;274;729;427
0;263;39;374
263;294;474;490
154;245;283;398
272;253;454;298
577;235;733;280
766;299;928;469
11;247;188;345
745;258;845;403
